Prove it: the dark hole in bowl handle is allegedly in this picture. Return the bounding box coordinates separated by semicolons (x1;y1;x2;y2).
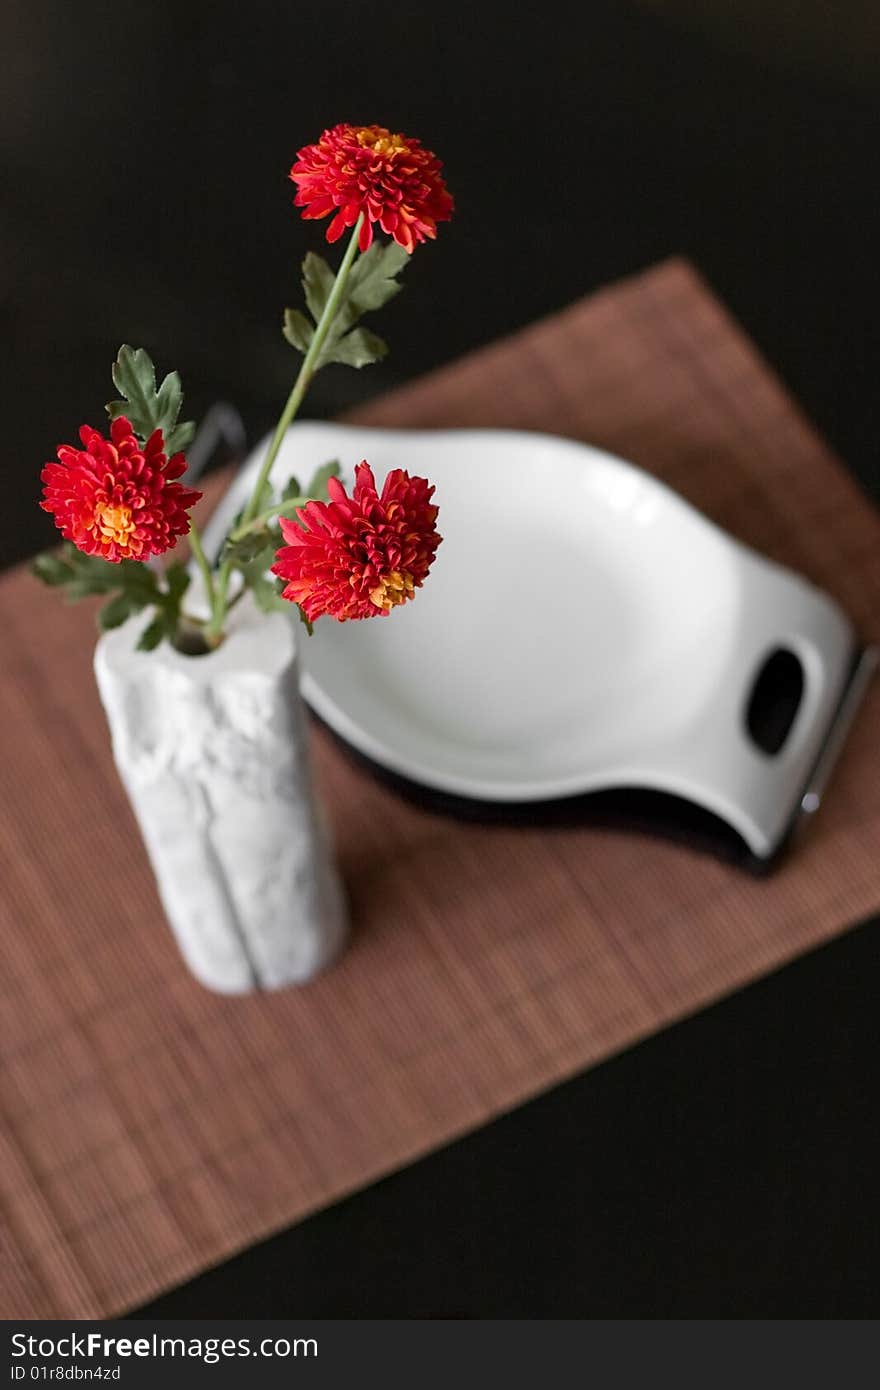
745;647;805;755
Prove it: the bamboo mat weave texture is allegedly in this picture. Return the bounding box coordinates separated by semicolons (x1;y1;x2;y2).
2;259;879;1317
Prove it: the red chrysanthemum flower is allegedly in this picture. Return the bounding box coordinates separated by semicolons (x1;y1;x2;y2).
40;416;202;563
272;461;441;622
290;123;454;254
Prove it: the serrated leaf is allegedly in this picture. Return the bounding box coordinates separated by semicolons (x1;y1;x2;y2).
37;527;198;652
250;573;290;615
284;238;408;372
302;252;335;323
106;345;195;454
222;529;276;567
236;540;285;613
136;616;166;651
110;346;157;431
64;580;104;601
154;371;182;433
304;459;341;499
32;551;76;586
314;244;407;364
40;547;160;603
148;563;190;649
275;499;309;523
64;563;126;598
320;327;388;369
282;308;313;354
118;560;161;603
163;563;190;605
97;593;134;631
165;419;196;455
281;475;303;501
253;476;275;517
345;240;408;314
230;476;276;542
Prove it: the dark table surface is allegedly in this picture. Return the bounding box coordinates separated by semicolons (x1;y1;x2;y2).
4;0;879;1317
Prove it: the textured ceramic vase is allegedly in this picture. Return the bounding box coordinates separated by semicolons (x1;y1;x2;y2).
94;597;348;993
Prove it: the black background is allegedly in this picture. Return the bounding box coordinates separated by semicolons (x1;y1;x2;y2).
5;0;879;562
4;0;879;1317
135;918;880;1318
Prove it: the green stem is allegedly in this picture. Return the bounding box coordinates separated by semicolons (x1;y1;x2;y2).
223;585;248;616
229;497;310;542
206;214;364;641
186;520;219;639
179;584;245;633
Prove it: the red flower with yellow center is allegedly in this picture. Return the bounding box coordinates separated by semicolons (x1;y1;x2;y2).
290;123;454;254
40;416;202;562
272;462;441;622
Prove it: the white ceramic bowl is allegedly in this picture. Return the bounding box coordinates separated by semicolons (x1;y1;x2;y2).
203;422;870;862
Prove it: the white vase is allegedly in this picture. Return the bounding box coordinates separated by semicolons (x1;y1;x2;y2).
93;597;348;993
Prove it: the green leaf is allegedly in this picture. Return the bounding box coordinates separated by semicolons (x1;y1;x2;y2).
35;543;163;611
314;242;407;367
222;529;275;566
253;476;276;518
236;541;287;614
227;473;277;545
304;459;341;500
344;240;409;315
36;531;197;653
281;475;303;501
109;346;157;434
163;563;190;606
283;238;408;369
97;592;134;631
296;606;314;637
106;345;196;452
32;550;75;587
275;499;310;523
282;308;313;355
64;561;128;599
153;373;195;456
222;502;283;569
165;419;196;455
320;327;388;369
136;616;166;651
117;560;161;603
250;573;289;615
150;562;191;648
154;370;182;433
301;252;335;323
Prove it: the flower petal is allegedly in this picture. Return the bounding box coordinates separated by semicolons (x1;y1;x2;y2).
272;459;441;622
39;421;201;563
289;123;453;252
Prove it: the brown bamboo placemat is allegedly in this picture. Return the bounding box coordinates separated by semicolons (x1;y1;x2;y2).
2;258;879;1319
